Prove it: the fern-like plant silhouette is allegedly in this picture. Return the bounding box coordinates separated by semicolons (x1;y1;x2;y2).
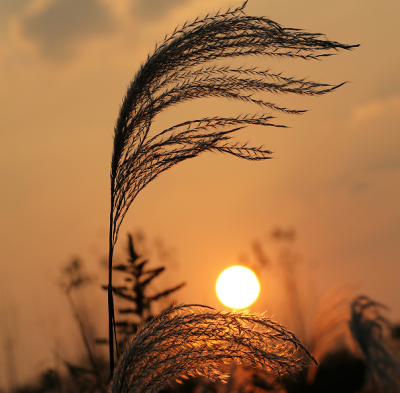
107;0;358;377
104;233;185;354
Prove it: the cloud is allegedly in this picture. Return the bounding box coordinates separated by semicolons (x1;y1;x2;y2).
349;95;400;173
0;0;30;33
133;0;190;21
351;95;400;123
20;0;116;60
0;0;30;16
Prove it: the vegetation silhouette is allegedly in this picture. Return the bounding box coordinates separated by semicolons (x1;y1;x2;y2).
59;259;109;392
111;304;315;393
8;231;400;393
100;233;185;355
349;296;400;391
8;1;400;392
106;0;358;380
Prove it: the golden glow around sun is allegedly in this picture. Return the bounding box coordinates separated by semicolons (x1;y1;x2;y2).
216;266;260;309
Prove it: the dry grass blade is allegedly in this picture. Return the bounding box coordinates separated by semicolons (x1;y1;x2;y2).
111;304;316;393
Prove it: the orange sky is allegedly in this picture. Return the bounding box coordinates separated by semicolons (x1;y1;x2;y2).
1;0;400;389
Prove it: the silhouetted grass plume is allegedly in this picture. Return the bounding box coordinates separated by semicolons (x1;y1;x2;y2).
349;296;400;392
111;304;316;393
107;0;358;376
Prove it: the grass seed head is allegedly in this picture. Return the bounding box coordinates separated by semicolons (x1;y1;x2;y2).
111;304;315;393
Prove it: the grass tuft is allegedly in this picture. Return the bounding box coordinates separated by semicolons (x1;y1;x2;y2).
349;296;400;391
111;304;316;393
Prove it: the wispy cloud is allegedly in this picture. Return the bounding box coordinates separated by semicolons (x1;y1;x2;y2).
132;0;191;21
350;95;400;173
0;0;30;32
19;0;116;60
351;95;400;123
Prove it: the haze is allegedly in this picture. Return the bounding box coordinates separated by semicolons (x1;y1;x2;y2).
0;0;399;389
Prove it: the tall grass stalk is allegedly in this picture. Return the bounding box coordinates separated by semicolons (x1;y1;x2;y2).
108;0;358;377
111;304;316;393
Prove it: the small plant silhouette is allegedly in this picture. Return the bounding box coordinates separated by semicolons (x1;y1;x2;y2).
57;235;185;392
60;259;109;392
103;233;185;353
349;296;400;392
106;0;358;380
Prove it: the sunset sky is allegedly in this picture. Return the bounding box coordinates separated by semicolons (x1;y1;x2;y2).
1;0;400;389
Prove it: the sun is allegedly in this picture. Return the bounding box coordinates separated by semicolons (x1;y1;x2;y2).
216;266;260;309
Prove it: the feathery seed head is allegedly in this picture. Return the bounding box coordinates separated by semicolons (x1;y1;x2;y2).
111;304;316;393
109;0;358;248
349;296;400;391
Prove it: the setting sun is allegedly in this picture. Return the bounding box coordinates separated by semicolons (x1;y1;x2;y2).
216;266;260;309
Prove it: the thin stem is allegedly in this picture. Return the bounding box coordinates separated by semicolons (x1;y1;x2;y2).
65;292;101;383
109;186;115;379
